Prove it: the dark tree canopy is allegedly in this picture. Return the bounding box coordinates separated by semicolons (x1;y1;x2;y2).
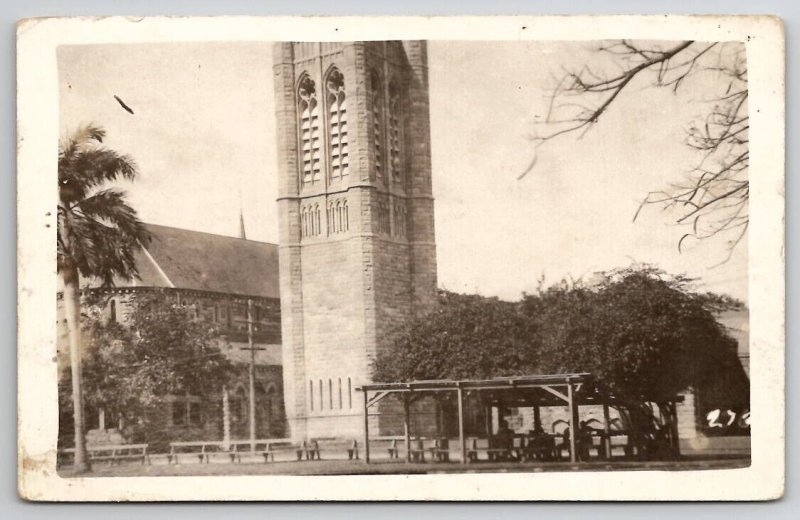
524;267;746;402
373;267;747;406
373;292;539;382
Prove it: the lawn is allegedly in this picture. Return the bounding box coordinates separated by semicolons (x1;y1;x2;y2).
60;455;750;478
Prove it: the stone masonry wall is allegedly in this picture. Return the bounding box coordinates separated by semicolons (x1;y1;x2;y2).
275;41;438;441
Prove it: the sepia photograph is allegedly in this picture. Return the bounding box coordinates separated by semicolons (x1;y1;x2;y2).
16;15;785;501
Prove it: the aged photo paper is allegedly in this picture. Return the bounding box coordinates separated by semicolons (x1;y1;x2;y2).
17;15;784;501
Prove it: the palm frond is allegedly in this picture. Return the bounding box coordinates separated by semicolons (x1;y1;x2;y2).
57;125;148;285
59;148;138;204
58;124;106;172
67;215;147;285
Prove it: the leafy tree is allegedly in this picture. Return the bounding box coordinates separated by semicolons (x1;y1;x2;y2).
523;267;745;402
372;291;538;382
373;267;748;455
57;125;149;472
59;291;234;450
531;41;748;256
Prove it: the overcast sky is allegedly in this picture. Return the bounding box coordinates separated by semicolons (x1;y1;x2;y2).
58;41;748;303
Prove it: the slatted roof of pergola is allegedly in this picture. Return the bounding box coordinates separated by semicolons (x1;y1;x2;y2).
360;373;602;409
359;373;682;407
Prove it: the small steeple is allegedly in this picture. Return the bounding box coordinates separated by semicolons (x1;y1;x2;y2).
239;208;247;240
238;189;247;240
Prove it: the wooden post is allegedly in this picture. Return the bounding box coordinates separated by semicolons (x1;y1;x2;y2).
247;299;256;452
403;396;411;463
669;401;681;457
533;404;541;430
222;386;231;451
567;382;579;463
457;386;466;464
363;390;370;464
602;402;612;460
485;403;493;441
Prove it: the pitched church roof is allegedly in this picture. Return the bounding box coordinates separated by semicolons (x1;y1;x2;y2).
84;223;280;299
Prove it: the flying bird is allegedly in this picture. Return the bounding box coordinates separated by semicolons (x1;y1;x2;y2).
114;95;135;115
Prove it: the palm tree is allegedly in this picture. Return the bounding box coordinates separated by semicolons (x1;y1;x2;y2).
58;124;149;473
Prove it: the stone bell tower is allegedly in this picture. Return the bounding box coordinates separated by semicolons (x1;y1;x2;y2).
273;41;437;440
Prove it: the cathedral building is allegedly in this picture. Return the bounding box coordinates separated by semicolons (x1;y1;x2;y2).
57;222;286;448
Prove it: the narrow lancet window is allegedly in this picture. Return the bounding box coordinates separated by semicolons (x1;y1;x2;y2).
371;70;384;181
388;83;403;183
326;69;349;181
298;75;321;186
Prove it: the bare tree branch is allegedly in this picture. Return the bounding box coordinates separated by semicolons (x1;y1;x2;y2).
530;40;748;258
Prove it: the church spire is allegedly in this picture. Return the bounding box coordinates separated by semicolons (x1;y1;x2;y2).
238;189;247;240
239;208;247;240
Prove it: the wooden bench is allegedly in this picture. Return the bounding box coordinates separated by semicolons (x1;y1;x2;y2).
59;444;150;466
168;441;232;464
552;432;632;461
409;438;429;462
309;438;360;460
371;436;405;459
229;439;288;463
466;438;519;463
261;440;305;462
519;435;557;461
387;438;401;459
427;438;451;462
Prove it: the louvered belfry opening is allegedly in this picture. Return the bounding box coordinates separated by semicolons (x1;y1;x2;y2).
298;75;321;186
326;68;349;181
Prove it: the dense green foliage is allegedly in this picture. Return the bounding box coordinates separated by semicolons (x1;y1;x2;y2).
373;266;747;404
59;291;233;443
373;292;539;382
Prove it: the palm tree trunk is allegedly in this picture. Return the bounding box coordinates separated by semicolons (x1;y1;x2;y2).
62;264;91;473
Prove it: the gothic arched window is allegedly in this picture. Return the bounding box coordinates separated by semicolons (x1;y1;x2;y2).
314;204;321;236
326;68;349;181
109;299;117;323
371;70;384;181
327;198;349;235
232;386;247;424
388;82;403;183
298;75;321;186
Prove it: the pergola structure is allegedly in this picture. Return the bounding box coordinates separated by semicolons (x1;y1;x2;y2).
358;373;681;464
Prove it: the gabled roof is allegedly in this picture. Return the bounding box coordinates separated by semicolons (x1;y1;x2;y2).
83;223;280;299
